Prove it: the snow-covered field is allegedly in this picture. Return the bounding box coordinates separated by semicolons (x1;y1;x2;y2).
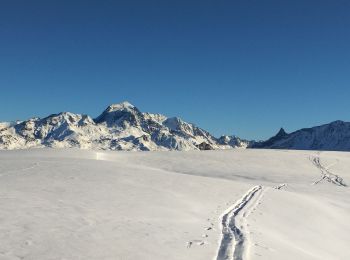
0;149;349;260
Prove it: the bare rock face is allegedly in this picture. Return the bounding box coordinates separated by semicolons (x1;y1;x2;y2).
197;142;214;151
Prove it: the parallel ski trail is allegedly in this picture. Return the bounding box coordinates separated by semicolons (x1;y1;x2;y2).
215;185;263;260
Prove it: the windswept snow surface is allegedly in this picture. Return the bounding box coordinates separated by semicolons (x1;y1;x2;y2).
0;149;349;260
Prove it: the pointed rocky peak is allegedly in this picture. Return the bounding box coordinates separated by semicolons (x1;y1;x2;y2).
251;127;288;148
276;127;287;137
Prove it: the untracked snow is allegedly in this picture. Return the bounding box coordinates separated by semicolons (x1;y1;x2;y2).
0;149;349;260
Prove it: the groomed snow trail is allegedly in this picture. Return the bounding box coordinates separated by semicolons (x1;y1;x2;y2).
215;185;263;260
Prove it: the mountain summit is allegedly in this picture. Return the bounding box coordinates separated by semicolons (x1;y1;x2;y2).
95;102;143;128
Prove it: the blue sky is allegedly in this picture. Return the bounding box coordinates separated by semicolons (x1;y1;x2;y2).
1;0;350;140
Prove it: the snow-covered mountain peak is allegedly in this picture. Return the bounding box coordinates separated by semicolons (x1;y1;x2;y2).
94;102;143;128
106;101;135;112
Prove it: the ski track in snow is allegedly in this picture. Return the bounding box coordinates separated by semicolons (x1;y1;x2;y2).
215;185;263;260
309;156;346;187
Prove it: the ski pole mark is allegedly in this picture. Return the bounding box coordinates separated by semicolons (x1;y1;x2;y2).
215;185;262;260
273;183;286;190
186;240;206;248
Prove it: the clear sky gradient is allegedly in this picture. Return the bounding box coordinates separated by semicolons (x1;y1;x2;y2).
1;0;350;140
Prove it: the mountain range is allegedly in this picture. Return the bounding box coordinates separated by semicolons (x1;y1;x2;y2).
0;102;249;151
0;102;349;152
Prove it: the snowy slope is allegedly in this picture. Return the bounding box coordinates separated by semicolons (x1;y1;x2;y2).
0;102;247;151
252;120;350;151
0;149;349;260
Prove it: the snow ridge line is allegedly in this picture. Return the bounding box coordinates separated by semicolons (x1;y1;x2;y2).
215;185;262;260
309;156;346;187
